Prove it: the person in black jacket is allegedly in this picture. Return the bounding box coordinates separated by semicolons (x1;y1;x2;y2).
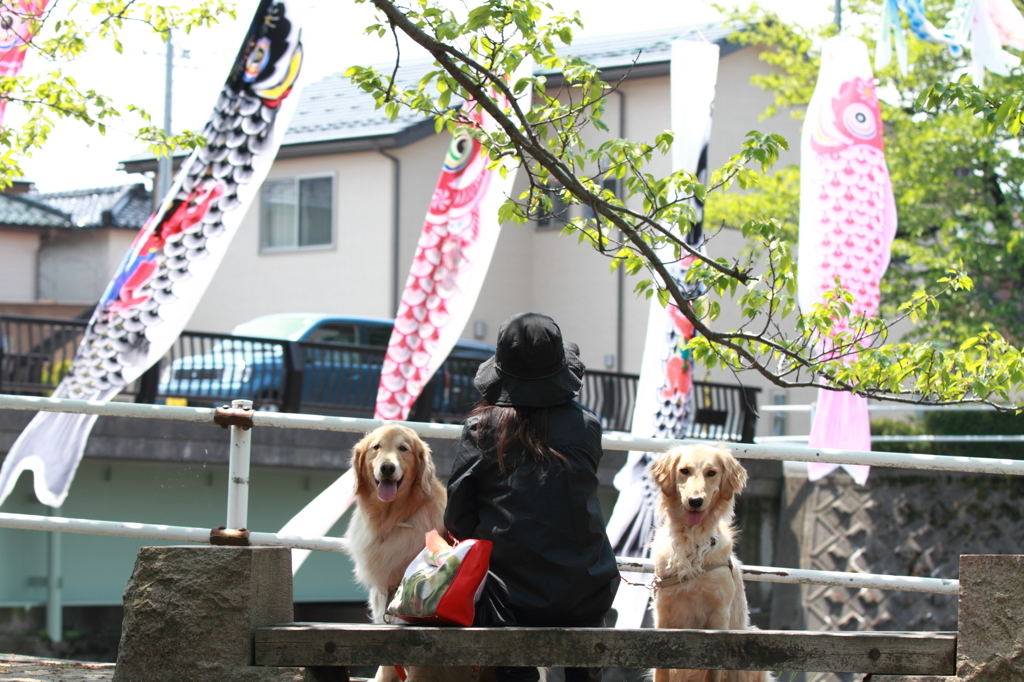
445;312;619;682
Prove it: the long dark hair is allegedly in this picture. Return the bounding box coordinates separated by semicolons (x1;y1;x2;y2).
470;400;570;473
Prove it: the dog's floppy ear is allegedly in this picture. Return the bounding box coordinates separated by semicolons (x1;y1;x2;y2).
649;449;680;495
416;437;437;494
351;432;373;497
717;445;748;502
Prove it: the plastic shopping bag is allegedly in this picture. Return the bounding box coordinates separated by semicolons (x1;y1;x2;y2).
386;530;492;626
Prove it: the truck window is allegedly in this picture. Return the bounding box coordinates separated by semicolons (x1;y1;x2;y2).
363;324;393;347
306;323;358;345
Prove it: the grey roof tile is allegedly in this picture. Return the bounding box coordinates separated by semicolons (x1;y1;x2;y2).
32;184;152;229
0;193;71;228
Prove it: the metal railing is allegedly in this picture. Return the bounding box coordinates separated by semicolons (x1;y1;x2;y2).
4;393;1024;595
0;314;761;439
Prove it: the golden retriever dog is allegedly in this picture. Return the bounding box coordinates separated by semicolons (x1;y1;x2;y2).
344;423;451;682
649;443;775;682
345;425;503;682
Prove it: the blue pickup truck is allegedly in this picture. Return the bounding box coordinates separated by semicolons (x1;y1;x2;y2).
159;313;494;417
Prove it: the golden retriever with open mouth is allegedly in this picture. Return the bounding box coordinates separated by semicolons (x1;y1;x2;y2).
649;443;775;682
346;423;447;623
344;423;452;682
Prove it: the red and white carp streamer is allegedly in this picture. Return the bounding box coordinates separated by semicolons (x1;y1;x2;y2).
282;69;531;576
798;36;898;485
374;80;529;421
0;0;307;508
0;0;50;126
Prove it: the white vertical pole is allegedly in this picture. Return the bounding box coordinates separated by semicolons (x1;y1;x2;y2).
226;399;253;530
47;506;62;643
157;29;174;201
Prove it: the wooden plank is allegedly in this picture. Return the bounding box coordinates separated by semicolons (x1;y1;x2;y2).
254;624;956;675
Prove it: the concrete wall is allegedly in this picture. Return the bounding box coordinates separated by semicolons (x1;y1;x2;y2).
0;232;39;303
0;411;366;607
37;229;136;304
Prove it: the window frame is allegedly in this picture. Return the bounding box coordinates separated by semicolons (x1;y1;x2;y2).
258;171;337;254
534;181;569;231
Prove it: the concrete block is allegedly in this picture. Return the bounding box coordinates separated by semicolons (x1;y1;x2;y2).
112;545;304;682
957;555;1024;681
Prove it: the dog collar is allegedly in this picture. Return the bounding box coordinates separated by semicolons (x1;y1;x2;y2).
652;534;728;589
652;559;733;589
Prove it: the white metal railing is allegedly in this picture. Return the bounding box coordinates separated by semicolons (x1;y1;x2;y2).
4;393;1023;595
758;434;1024;443
4;394;1023;475
0;511;959;594
759;403;1003;412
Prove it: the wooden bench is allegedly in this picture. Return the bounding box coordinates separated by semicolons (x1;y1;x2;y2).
109;548;1021;682
254;624;956;678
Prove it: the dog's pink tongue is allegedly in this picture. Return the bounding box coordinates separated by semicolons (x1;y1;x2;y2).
377;481;398;502
686;510;705;526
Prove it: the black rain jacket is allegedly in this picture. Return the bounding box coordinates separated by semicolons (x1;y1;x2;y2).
444;400;619;627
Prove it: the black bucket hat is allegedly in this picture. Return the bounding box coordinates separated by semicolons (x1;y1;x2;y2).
474;312;585;408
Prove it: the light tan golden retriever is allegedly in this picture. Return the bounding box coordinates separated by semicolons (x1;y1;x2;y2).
344;423;450;682
649;443;774;682
343;425;535;682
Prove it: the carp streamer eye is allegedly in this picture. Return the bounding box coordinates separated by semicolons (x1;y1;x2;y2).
244;37;272;83
444;133;474;173
844;102;877;140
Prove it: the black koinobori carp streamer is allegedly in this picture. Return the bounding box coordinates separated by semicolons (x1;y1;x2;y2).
0;0;306;508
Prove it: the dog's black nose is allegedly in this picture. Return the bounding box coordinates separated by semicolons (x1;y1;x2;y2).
379;462;396;478
688;496;704;510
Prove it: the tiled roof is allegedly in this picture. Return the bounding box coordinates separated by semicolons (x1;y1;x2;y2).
282;22;733;147
0;193;71;228
32;184;152;229
285;60;439;147
540;22;735;73
123;22;736;167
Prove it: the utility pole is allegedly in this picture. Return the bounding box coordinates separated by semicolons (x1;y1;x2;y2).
834;0;842;31
157;30;174;202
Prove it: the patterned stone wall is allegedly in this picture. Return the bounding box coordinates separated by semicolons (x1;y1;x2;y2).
770;465;1024;682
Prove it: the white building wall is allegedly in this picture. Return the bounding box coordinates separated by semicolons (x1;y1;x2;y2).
186;151;398;332
0;232;38;303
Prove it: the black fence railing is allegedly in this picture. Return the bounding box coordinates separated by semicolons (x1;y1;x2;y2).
0;314;759;441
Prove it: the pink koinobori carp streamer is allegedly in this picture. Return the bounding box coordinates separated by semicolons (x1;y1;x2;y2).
283;73;529;576
374;84;526;421
797;36;898;485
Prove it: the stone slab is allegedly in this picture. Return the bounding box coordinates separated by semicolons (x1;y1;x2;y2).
112;546;305;682
0;653;115;681
957;554;1024;681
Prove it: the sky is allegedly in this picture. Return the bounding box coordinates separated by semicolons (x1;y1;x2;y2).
14;0;836;193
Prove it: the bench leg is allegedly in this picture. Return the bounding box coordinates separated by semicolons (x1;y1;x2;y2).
305;667;350;682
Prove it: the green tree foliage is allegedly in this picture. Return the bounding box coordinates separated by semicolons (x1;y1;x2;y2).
710;1;1024;349
0;1;234;187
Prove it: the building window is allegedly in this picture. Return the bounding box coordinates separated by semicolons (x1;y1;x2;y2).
535;182;569;230
260;176;334;251
772;392;788;437
582;177;619;221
